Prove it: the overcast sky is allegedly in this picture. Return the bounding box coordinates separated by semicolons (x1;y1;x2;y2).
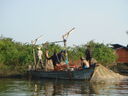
0;0;128;46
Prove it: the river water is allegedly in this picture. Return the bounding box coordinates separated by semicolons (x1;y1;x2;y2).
0;78;128;96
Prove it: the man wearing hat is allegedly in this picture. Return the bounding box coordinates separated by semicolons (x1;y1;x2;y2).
37;46;44;69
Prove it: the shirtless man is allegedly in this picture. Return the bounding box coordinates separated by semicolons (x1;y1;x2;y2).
80;57;90;69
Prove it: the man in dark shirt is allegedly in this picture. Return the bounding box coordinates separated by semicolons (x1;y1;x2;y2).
85;46;92;65
47;50;65;68
57;50;65;62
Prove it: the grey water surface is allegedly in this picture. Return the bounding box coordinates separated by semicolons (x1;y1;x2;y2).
0;78;128;96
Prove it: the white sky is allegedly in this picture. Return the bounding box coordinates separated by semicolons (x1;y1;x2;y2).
0;0;128;46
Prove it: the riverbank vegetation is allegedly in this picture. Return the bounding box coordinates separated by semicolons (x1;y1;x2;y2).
0;36;117;77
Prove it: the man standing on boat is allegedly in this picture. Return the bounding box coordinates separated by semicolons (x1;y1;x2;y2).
85;45;92;65
37;46;44;69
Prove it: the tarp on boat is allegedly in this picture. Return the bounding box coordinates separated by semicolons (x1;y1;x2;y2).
90;64;128;82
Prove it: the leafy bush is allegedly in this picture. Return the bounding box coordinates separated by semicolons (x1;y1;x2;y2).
0;37;33;73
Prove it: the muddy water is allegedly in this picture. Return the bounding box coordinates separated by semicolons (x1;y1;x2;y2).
0;78;128;96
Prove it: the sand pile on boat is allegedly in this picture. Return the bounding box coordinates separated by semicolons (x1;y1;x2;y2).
90;64;128;82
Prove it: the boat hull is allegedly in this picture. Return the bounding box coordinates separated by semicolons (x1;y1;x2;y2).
28;66;95;80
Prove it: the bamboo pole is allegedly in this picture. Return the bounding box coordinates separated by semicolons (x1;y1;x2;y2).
31;35;43;70
62;27;75;69
33;48;37;70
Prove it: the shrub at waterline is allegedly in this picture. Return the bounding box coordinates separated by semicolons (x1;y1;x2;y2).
0;37;33;75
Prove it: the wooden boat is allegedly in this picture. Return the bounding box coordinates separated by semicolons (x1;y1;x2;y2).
28;64;128;82
28;64;96;80
29;29;128;81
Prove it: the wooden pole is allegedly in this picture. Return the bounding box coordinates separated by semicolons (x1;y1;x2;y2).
62;28;75;69
31;35;43;70
63;39;69;69
33;48;37;70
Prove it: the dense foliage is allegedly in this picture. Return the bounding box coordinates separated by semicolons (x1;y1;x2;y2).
0;37;33;73
0;37;117;76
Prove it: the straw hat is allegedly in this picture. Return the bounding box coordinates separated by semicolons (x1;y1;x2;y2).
37;46;41;50
80;57;85;60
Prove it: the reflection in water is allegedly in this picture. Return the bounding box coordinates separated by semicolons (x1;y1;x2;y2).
0;78;128;96
33;79;90;96
30;79;128;96
33;84;39;96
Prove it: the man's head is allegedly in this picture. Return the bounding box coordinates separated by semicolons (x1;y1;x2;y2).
80;57;85;61
37;46;41;50
87;45;90;48
61;50;66;54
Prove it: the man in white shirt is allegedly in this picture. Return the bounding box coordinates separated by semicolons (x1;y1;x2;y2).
37;46;44;69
